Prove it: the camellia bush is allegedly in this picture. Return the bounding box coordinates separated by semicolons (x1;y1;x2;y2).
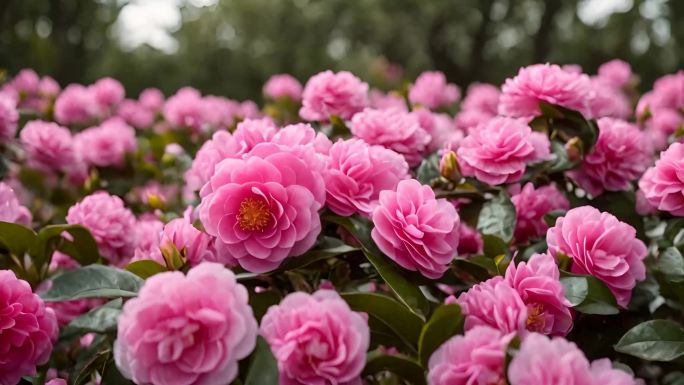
1;61;684;385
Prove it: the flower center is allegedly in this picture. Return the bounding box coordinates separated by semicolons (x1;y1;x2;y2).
526;303;546;332
237;197;270;231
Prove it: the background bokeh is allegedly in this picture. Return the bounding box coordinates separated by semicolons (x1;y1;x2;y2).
1;0;680;101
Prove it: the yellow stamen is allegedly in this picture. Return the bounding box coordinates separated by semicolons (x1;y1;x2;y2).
237;197;270;231
526;303;545;332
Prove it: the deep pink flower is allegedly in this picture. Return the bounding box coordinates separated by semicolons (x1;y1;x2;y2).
199;148;324;273
114;263;258;385
91;77;125;114
408;71;460;109
263;74;303;101
499;63;592;117
456;223;483;256
54;84;99;125
568;118;650;197
428;326;512;385
20;120;84;175
299;70;369;121
546;206;647;307
260;290;370;385
231;118;278;153
0;270;58;385
511;183;570;243
76;118;137;168
507;333;593;385
461;83;500;115
163;87;206;132
639;142;684;216
372;179;460;278
457;117;537;185
350;108;431;166
139;87;165;111
0;93;18;143
324;138;409;217
160;217;219;267
66;191;137;265
0;181;32;226
597;59;632;88
456;276;528;333
505;253;574;336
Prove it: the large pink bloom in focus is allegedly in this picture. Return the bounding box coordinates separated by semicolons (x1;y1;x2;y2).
299;70;369;121
428;326;512;385
546;206;647;307
456;117;537;185
263;74;303;101
499;63;592;117
66;191;137;265
260;290;370;385
114;263;258;385
199;149;324;273
408;71;460;109
0;182;32;226
76;118;137;168
324;138;409;217
350;108;431;166
504;253;574;336
0;270;58;385
568;118;650;197
455;276;528;334
511;183;570;243
639;142;684;216
371;179;460;279
20;120;84;175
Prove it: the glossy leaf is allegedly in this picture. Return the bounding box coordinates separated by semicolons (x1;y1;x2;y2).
363;351;426;385
244;337;279;385
418;304;464;366
125;259;168;279
0;221;37;257
278;236;358;271
615;320;684;362
481;234;508;259
32;224;101;269
560;272;619;315
42;265;144;301
477;192;516;243
62;299;123;337
658;247;684;283
416;152;441;185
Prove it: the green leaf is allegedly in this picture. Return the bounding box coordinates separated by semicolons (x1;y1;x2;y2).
62;298;122;337
418;304;464;366
248;289;281;322
363;351;426;385
477;192;516;243
0;221;37;257
560;272;619;315
42;265;144;301
278;236;358;271
342;292;424;350
125;259;168;279
324;214;430;318
540;101;598;155
659;247;684;283
416;152;441;185
245;337;279;385
32;224;101;269
543;209;566;227
481;234;508;259
615;319;684;362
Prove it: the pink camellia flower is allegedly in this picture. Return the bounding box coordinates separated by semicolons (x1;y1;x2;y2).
408;71;461;109
46;379;67;385
139;87;165;111
160;217;219;267
455;276;528;333
299;70;369;121
0;93;18;143
650;71;684;111
650;108;684;137
54;84;99;125
114;263;258;385
199;147;324;273
350;108;431;166
505;253;574;336
66;191;137;265
597;59;633;88
324;138;409;217
428;326;512;385
263;73;303;101
260;290;370;385
163;87;207;132
456;223;483;256
117;99;156;129
499;63;592;117
461;83;500;115
568;118;650;196
76;118;137;168
91;77;125;115
546;206;647;307
132;218;164;262
0;270;58;385
369;89;407;111
414;108;464;151
588;78;632;119
371;179;460;279
232;118;278;153
454;109;494;133
0;182;32;226
590;358;643;385
507;333;593;385
510;183;570;243
457;117;537;185
639;142;684;216
20;120;83;175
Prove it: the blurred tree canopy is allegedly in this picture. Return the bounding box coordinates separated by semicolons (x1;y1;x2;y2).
0;0;681;101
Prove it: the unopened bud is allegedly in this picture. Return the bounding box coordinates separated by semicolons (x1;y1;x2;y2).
439;150;461;182
564;137;583;162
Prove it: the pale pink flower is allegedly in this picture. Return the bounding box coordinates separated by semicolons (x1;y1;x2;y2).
0;270;58;385
454;109;494;133
369;89;407;110
263;73;303;101
650;71;684;111
260;290;370;385
139;87;165;111
91;77;125;115
76;118;137;168
117;99;155;128
408;71;461;109
160;217;219;267
648;108;683;137
457;117;537;185
299;70;369;121
639;142;684;216
46;379;67;385
350;108;431;166
428;326;512;385
597;59;633;88
132;218;165;262
163;87;206;132
588;78;632;119
456;276;528;333
0;181;32;226
414;108;464;151
546;206;647;307
323;138;409;217
0;93;18;143
461;83;500;115
114;263;258;385
66;191;137;265
54;84;99;125
20;120;84;175
590;358;642;385
568;118;651;197
499;63;592;117
511;183;569;243
184;131;241;192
